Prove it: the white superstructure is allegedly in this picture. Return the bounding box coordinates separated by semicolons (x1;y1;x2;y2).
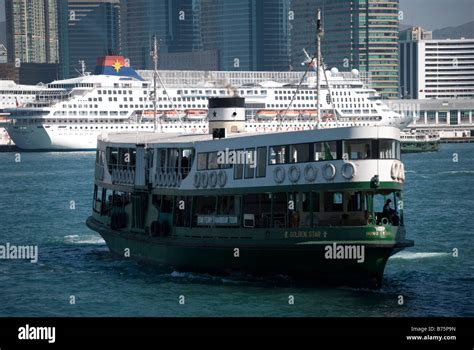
2;56;411;150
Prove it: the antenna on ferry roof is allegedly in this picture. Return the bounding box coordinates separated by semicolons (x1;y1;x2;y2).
316;8;323;126
150;35;161;133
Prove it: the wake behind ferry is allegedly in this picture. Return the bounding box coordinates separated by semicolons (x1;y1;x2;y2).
86;97;414;288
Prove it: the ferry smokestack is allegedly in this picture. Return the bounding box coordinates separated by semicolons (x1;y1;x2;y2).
208;97;246;138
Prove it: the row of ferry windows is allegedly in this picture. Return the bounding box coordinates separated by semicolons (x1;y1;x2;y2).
197;139;401;176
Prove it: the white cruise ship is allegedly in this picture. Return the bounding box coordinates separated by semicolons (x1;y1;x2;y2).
2;56;411;151
0;80;65;146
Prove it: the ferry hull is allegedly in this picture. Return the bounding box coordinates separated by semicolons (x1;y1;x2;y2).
87;217;412;288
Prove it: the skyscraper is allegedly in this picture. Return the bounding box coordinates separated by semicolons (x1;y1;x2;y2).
120;0;203;69
291;0;400;99
68;0;120;76
200;0;291;71
120;0;291;71
5;0;61;64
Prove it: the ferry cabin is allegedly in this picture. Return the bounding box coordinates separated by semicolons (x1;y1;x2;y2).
88;126;411;286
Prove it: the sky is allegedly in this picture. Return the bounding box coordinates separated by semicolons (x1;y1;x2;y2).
400;0;473;30
0;0;472;28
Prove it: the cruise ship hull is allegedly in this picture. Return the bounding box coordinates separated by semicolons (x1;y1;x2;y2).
6;120;402;151
87;217;413;288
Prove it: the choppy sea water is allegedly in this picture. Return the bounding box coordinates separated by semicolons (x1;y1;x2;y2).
0;145;473;317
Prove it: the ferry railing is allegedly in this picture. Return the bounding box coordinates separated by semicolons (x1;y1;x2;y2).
153;166;191;188
111;167;136;186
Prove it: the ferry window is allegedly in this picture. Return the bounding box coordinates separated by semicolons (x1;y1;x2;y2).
234;149;244;180
272;193;288;228
348;192;366;212
244;148;256;179
311;192;321;225
244;194;270;228
314;141;337;161
290;143;311;163
194;196;216;217
197;153;208;171
269;145;288;165
343;140;373;160
256;147;267;178
206;152;219;170
379;140;399;159
107;148;119;169
216;196;240;218
324;192;344;212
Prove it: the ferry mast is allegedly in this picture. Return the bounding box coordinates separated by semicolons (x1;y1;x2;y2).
316;9;324;124
151;36;161;133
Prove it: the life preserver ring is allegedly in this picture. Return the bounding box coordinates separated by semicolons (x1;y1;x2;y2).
288;166;301;183
341;162;357;180
323;163;337;181
304;165;317;182
391;162;400;180
398;163;405;182
273;166;285;184
193;172;201;188
209;171;218;188
381;217;390;225
217;170;227;188
201;172;209;188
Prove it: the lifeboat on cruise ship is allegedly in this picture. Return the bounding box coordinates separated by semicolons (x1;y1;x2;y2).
143;110;159;117
279;110;301;119
185;109;208;121
256;110;279;119
301;110;318;119
163;110;186;120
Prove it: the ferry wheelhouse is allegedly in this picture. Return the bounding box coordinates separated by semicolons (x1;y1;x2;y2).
86;98;414;288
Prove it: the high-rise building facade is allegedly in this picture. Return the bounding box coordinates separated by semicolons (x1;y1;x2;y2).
5;0;61;64
400;36;474;99
200;0;291;71
290;0;400;99
120;0;202;69
120;0;291;71
68;0;120;76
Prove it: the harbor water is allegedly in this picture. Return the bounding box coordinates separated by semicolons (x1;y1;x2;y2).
0;144;473;317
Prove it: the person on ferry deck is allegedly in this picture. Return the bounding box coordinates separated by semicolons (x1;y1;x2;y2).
383;199;399;225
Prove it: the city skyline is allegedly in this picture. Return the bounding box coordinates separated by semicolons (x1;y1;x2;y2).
1;0;473;29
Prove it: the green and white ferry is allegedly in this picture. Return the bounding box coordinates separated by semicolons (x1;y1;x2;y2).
86;97;414;288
